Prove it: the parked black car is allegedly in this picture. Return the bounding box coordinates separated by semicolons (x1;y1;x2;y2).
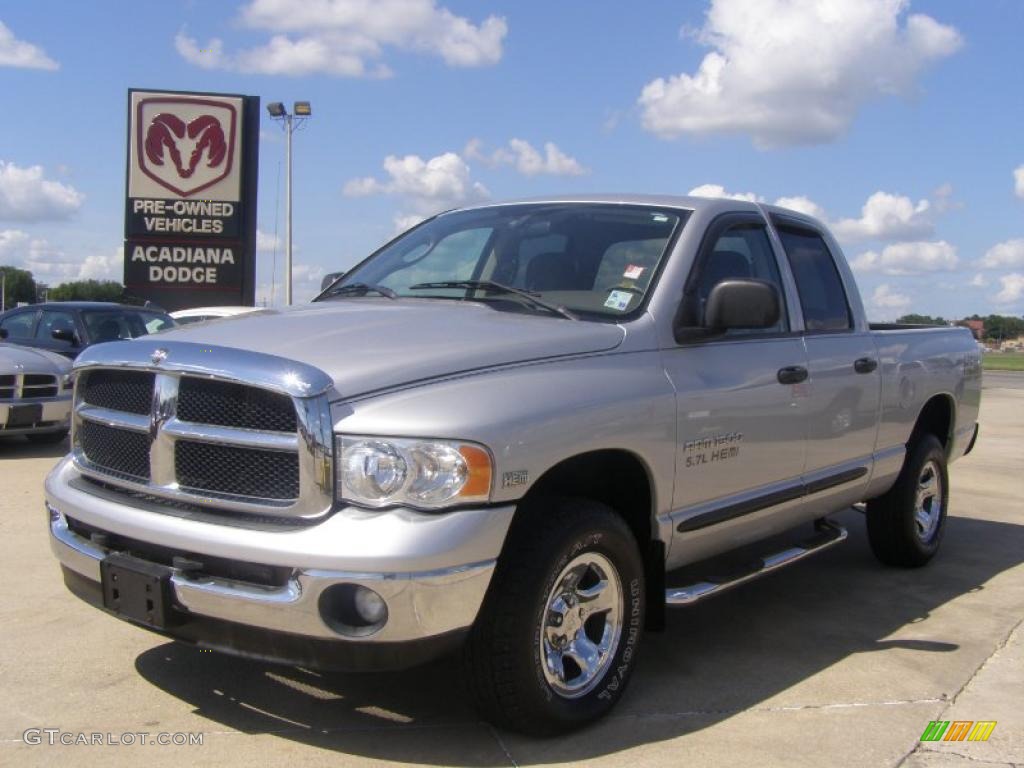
0;302;176;358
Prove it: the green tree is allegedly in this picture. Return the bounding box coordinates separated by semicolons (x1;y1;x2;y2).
0;266;37;309
47;280;125;302
981;314;1024;341
896;314;947;326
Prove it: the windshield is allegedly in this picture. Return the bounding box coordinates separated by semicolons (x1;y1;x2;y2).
83;310;175;342
329;204;685;319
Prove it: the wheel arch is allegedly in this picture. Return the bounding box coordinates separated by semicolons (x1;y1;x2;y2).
516;448;666;630
911;393;955;455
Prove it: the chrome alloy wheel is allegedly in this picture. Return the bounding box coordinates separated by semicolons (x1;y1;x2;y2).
914;459;943;542
539;552;624;699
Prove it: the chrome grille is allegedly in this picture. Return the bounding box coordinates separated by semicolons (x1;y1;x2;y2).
79;420;151;479
0;374;14;400
81;370;154;414
176;440;300;499
70;348;333;521
177;377;296;432
22;374;58;398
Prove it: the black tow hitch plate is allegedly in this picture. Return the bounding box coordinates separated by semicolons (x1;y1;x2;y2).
100;552;176;629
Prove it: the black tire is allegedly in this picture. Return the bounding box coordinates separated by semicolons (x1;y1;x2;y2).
26;429;69;445
866;434;948;567
464;497;645;736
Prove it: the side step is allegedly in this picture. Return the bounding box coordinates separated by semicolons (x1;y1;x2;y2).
665;519;848;606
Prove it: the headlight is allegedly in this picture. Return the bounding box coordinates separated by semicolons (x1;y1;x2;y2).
337;436;492;509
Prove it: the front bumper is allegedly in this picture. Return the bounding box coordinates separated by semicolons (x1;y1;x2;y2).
46;457;514;669
0;396;71;436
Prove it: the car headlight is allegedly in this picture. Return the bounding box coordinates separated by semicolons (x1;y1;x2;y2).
336;436;492;509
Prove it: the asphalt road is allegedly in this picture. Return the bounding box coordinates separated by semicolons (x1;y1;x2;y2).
983;369;1024;390
1;390;1021;767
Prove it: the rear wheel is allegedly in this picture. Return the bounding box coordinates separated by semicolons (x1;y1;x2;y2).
866;434;948;567
464;498;645;736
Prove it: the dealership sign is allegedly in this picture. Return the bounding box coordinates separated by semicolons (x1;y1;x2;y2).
124;89;259;311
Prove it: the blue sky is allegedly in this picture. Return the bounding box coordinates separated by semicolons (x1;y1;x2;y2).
1;0;1022;317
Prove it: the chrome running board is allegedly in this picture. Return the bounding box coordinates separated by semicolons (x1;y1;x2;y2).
665;519;848;606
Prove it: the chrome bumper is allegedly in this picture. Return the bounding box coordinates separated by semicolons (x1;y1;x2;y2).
46;457;513;645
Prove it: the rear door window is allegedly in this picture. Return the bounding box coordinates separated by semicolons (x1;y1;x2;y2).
776;227;853;332
36;310;77;345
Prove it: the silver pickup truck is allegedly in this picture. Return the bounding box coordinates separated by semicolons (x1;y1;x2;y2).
46;196;981;735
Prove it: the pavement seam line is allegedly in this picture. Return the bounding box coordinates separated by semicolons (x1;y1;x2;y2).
895;616;1024;768
486;724;520;768
606;696;948;722
917;745;1018;767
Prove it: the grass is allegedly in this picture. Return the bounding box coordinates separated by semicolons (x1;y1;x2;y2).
983;352;1024;371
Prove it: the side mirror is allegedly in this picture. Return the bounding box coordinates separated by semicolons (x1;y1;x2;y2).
321;271;346;291
704;279;781;331
51;327;78;345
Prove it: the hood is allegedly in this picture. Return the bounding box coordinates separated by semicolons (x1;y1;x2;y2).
0;343;73;375
146;299;624;398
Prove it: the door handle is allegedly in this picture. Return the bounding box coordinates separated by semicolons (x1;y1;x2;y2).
854;357;878;374
777;365;808;385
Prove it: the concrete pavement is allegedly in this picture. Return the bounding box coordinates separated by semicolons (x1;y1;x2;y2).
1;389;1021;767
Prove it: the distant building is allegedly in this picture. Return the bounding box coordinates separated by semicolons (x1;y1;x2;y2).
960;319;984;340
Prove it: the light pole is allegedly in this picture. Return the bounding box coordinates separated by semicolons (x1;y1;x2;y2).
266;101;312;305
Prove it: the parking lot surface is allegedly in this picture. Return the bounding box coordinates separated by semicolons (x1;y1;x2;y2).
1;385;1021;767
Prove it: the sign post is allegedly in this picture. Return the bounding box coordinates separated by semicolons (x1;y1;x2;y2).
124;89;259;311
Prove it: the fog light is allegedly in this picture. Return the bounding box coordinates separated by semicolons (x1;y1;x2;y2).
318;583;389;637
354;586;387;624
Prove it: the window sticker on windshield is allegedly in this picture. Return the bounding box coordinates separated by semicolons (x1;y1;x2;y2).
604;290;633;311
623;264;645;280
652;214;669;222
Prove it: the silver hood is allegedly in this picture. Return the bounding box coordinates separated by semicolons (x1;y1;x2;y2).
0;343;73;375
138;299;625;399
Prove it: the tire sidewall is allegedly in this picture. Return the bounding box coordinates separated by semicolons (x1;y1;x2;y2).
524;507;645;726
896;436;949;558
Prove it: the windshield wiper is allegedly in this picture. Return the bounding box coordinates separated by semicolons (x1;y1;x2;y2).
409;280;578;320
322;282;398;300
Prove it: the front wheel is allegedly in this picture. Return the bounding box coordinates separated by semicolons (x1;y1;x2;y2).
464;498;645;736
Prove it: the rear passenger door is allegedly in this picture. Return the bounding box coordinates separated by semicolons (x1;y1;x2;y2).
0;309;40;348
773;218;880;506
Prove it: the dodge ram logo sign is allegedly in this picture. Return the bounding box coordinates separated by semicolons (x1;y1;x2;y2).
136;98;237;198
124;89;259;312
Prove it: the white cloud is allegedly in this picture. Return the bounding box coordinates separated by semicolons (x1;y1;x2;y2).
0;161;84;221
392;213;426;233
969;273;988;288
466;138;587;177
687;183;761;202
638;0;962;147
869;284;912;315
0;230;120;284
851;241;957;275
344;151;488;215
0;21;58;70
256;229;282;253
177;0;506;77
979;239;1024;269
773;195;828;220
1015;165;1024;199
831;192;932;242
993;274;1024;306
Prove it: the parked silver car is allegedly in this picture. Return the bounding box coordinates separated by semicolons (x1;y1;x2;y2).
0;344;72;443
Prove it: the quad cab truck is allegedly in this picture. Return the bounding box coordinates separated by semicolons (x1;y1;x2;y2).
46;196;981;735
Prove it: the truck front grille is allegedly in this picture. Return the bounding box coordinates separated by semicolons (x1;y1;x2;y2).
176;440;300;500
177;377;296;432
71;364;330;519
81;370;154;414
79;420;151;480
0;375;15;400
